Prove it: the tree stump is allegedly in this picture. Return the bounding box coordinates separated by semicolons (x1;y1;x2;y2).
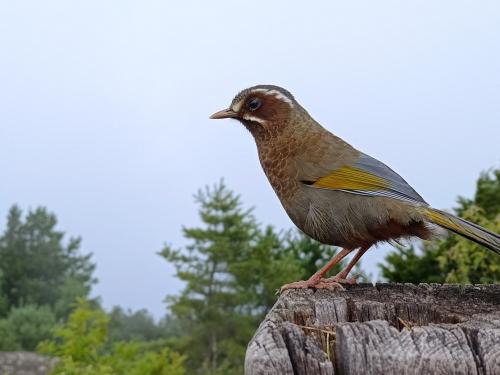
245;283;500;375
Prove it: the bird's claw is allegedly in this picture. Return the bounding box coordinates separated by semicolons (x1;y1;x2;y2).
322;275;358;285
279;278;346;294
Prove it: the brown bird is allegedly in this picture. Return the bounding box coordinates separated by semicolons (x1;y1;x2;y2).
210;85;500;290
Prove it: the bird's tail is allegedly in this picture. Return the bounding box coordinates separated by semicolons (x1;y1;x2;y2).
423;207;500;255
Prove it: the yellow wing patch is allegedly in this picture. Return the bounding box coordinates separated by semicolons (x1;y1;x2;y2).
313;166;390;191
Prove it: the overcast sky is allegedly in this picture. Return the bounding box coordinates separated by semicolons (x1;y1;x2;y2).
1;1;499;318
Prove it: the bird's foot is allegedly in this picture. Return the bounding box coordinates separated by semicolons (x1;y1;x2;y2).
279;277;345;294
322;274;358;285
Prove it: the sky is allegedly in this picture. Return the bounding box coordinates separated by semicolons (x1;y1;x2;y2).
1;1;499;318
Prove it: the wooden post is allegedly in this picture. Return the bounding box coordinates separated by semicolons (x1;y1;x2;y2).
245;283;500;375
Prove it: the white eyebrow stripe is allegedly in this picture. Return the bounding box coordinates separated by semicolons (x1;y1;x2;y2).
268;90;294;106
249;88;294;108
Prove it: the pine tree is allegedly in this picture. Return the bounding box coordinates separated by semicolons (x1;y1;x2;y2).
0;205;97;350
0;206;96;318
162;181;353;373
160;181;261;374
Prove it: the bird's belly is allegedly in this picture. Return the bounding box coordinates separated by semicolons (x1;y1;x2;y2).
300;198;357;248
281;189;358;247
283;188;426;249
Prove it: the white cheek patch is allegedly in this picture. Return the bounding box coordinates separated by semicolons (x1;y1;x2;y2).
242;113;266;124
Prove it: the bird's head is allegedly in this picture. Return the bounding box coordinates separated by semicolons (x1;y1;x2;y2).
210;85;299;135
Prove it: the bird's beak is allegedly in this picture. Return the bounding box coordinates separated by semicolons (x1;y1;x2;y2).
209;108;238;120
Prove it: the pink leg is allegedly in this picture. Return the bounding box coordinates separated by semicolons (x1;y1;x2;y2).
323;246;369;284
280;247;353;292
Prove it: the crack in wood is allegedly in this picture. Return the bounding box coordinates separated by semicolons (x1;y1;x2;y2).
245;283;500;375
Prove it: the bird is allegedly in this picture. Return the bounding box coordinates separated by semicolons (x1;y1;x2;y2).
210;85;500;291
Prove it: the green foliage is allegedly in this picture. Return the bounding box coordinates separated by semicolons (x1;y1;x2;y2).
0;305;56;351
103;342;186;375
0;321;19;350
0;205;98;350
0;206;96;319
39;299;109;362
108;306;168;342
284;231;356;279
466;169;500;218
0;270;10;317
379;245;445;283
228;226;304;315
436;204;499;283
39;299;185;375
161;182;263;374
381;168;500;284
161;181;348;374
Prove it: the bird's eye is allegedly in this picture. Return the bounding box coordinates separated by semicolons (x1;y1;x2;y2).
247;98;261;111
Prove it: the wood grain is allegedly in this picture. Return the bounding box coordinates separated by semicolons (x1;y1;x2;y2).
245;283;500;375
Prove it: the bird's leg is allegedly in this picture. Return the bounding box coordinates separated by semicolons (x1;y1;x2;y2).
322;246;369;285
280;247;353;292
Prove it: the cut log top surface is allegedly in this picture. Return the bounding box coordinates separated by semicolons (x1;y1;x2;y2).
245;283;500;375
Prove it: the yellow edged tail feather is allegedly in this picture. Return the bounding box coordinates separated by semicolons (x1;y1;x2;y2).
424;207;500;255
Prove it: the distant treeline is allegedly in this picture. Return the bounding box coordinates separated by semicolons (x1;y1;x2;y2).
0;168;497;374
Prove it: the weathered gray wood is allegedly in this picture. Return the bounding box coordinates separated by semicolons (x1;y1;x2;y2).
245;283;500;375
0;352;58;375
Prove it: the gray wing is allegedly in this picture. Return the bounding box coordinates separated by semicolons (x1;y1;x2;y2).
341;153;428;205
